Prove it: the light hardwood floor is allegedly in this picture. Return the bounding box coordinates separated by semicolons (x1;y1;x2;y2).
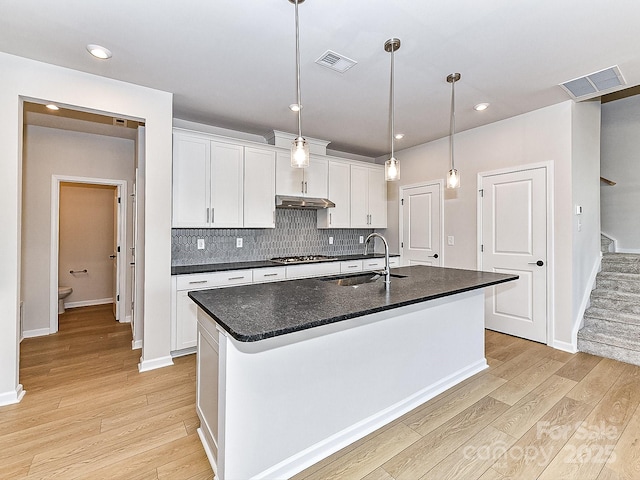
3;306;640;479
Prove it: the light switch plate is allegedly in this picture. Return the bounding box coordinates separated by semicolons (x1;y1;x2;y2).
448;236;455;246
329;236;334;245
236;238;243;248
197;239;205;250
359;236;364;244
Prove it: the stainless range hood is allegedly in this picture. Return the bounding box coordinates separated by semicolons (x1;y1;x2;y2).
275;195;335;209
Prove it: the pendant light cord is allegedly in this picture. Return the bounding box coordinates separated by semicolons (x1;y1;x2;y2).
294;0;302;138
449;78;456;171
390;44;395;159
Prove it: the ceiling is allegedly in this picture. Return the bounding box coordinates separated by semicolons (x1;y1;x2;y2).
3;1;640;157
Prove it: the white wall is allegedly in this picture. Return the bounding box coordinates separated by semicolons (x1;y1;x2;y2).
601;95;640;252
0;52;173;406
570;102;602;335
21;127;135;334
383;101;600;348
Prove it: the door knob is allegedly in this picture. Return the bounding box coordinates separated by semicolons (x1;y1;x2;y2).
528;260;544;266
429;253;439;259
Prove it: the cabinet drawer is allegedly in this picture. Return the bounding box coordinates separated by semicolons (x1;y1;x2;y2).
253;267;286;283
340;260;363;273
362;258;385;271
388;257;400;268
286;262;341;279
176;269;253;290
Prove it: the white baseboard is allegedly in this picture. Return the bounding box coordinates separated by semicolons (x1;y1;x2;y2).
0;384;25;406
617;248;640;254
257;359;488;480
65;297;113;309
568;253;602;352
138;355;174;372
171;347;196;358
132;339;143;350
120;314;132;324
551;339;578;354
197;428;219;479
22;327;51;338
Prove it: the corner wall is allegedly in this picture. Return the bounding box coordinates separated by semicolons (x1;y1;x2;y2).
0;52;173;406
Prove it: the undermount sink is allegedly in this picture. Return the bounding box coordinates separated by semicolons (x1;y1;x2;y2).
321;272;407;287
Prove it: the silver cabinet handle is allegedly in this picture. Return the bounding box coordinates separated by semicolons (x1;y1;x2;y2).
263;273;279;277
206;207;210;223
301;180;305;194
189;280;208;284
347;265;358;268
211;207;214;224
305;181;308;193
228;276;246;280
329;213;332;225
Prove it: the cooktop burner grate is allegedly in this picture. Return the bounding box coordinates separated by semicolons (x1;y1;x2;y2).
270;255;338;265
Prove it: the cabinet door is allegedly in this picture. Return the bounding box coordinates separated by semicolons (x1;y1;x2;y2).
318;160;350;228
304;156;329;198
172;134;210;227
275;151;304;196
176;289;198;350
350;164;370;228
368;167;387;228
210;142;244;228
245;147;275;228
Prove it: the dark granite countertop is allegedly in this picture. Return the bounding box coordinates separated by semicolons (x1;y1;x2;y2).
171;253;400;275
189;265;518;342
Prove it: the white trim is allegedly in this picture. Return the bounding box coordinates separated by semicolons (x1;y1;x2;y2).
22;328;51;338
50;175;127;335
571;252;602;351
197;428;219;479
256;360;487;480
0;385;25;406
600;231;618;252
123;314;132;324
551;339;578;354
477;161;555;346
65;298;113;309
398;179;445;267
617;248;640;254
138;355;174;372
132;339;143;350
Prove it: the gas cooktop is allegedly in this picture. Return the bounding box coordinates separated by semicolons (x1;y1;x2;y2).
270;255;337;265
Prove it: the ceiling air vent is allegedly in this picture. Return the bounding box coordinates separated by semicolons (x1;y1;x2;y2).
315;50;357;73
113;118;128;127
560;65;626;100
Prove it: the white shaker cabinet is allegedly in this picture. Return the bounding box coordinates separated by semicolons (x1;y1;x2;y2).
317;160;350;228
351;164;387;228
275;151;328;198
244;147;276;228
172;132;244;228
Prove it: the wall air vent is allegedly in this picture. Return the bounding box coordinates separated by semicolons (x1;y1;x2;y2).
315;50;357;73
113;118;128;127
560;65;626;100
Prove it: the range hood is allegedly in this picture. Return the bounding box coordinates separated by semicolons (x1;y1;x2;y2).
275;195;335;209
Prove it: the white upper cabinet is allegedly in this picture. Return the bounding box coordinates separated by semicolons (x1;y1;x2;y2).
350;164;387;228
275;151;328;198
172;134;210;228
210;142;244;228
317;160;350;228
244;147;276;228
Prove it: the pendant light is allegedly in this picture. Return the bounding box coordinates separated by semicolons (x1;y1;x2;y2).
384;38;401;182
446;73;461;189
289;0;309;168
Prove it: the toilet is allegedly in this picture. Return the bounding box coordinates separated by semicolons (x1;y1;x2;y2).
58;286;73;314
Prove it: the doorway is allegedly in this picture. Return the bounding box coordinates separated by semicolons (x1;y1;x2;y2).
50;176;127;333
399;181;443;266
478;164;552;344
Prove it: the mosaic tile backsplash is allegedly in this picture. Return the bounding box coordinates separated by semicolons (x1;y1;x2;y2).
172;209;374;266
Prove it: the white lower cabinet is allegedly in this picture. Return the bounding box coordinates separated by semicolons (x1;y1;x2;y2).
285;262;341;279
340;260;363;273
363;258;386;271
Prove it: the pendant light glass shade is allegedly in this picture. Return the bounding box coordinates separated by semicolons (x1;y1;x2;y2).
446;73;461;189
289;0;309;168
384;38;401;182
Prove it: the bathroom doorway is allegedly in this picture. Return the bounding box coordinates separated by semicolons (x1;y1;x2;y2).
50;176;127;333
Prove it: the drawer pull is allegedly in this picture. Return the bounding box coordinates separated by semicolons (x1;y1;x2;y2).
347;265;358;268
188;280;208;284
263;273;279;277
228;276;245;280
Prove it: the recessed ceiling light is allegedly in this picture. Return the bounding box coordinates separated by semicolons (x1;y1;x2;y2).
45;104;59;111
87;44;112;60
474;103;490;111
289;103;302;112
394;133;405;140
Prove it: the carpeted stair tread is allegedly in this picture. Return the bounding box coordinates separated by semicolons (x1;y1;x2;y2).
577;338;640;367
584;307;640;326
578;323;640;353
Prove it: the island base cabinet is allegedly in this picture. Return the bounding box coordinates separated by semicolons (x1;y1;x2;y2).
196;290;487;480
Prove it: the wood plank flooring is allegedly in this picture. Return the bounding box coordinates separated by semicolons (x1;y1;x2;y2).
3;306;640;479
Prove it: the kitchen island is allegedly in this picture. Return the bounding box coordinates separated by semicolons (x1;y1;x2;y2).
189;265;517;480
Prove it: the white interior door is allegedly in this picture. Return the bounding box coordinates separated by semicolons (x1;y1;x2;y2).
480;167;547;343
112;187;120;320
401;183;442;266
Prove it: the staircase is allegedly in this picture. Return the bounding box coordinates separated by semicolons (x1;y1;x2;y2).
577;253;640;366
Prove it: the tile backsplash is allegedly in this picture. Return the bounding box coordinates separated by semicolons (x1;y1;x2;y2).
172;209;374;266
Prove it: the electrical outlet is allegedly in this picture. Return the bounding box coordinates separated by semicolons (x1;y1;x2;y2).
197;238;205;250
447;236;455;246
236;238;243;248
359;236;364;244
329;236;334;245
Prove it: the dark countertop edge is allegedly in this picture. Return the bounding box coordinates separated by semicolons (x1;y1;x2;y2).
189;274;516;343
171;253;400;275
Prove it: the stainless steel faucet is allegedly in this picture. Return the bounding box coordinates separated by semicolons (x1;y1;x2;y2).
364;233;390;287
